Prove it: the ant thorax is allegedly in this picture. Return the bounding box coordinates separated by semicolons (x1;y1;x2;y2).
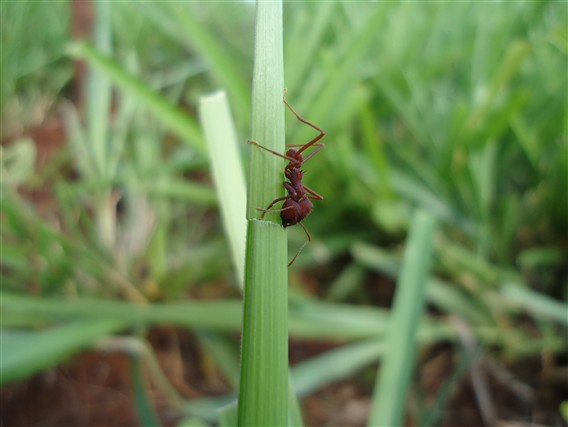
285;167;304;185
285;148;304;166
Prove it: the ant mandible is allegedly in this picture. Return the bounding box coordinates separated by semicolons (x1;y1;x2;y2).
249;94;325;266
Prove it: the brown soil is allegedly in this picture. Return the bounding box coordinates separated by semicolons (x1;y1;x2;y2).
2;328;566;427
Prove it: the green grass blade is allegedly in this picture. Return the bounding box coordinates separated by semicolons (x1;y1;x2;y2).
1;290;447;342
369;210;436;427
67;41;204;152
351;242;489;325
285;2;337;92
197;331;241;390
86;1;112;179
293;338;385;397
0;320;124;385
131;355;163;427
158;2;251;119
238;2;288;424
502;283;568;326
199;91;247;287
147;179;217;206
239;221;288;426
287;372;304;427
246;8;285;218
218;401;239;427
290;321;453;399
1;292;242;331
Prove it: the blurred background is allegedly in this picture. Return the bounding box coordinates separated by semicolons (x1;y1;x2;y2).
1;1;567;426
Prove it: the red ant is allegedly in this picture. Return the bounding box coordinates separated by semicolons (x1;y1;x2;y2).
249;95;325;266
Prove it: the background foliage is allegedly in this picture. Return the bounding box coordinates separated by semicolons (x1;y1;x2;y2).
1;1;566;426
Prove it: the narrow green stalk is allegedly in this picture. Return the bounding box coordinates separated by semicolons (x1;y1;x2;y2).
238;1;288;426
239;220;288;426
369;210;436;427
87;0;112;180
87;1;115;249
199;91;247;286
131;355;163;427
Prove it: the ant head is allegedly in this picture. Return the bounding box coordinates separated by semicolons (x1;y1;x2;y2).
286;148;302;159
286;148;303;168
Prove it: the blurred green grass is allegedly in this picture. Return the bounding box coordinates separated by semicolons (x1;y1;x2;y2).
1;1;566;426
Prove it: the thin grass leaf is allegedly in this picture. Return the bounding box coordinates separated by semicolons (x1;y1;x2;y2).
67;41;204;152
87;1;112;180
239;221;288;426
218;401;239;427
0;320;124;386
95;336;187;413
131;355;163;427
285;2;337;92
184;396;237;424
178;417;210;427
292;2;389;137
287;372;304;427
158;2;251;118
1;292;242;331
351;242;489;325
237;2;289;426
147;179;217;206
369;210;436;427
199;91;247;286
197;331;241;390
291;322;452;399
502;283;568;326
2;291;453;343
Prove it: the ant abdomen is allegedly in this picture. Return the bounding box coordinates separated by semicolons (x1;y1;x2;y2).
281;198;313;228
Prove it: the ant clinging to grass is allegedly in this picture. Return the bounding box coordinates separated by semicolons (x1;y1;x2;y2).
249;92;325;266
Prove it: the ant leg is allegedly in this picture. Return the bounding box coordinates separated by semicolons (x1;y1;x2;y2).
283;97;325;155
283;181;298;198
286;143;324;148
285;143;324;164
296;132;325;156
256;195;291;219
300;143;325;164
258;205;293;214
283;97;325;135
286;142;325;147
288;222;311;267
248;140;296;163
303;185;324;201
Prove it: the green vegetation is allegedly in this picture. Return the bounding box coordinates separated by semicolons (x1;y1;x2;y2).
1;1;566;426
